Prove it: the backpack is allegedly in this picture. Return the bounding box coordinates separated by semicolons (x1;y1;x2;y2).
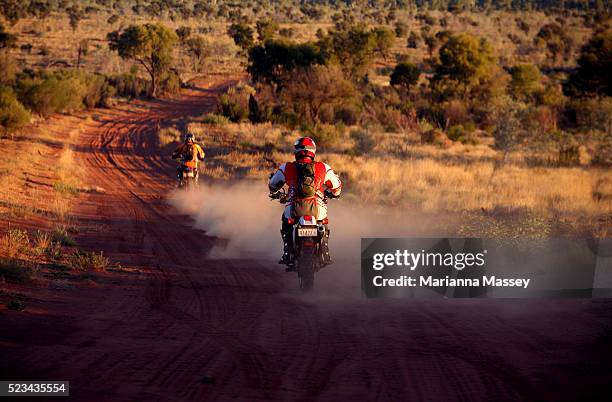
292;162;318;217
296;162;316;198
183;144;195;161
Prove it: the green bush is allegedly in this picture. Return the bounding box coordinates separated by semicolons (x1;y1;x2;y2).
0;86;30;137
16;70;112;117
217;83;255;122
108;72;150;98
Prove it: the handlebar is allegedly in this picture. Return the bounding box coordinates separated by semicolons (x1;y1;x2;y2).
270;189;340;204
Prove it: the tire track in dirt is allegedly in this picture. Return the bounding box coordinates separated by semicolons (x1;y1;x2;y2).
4;76;611;401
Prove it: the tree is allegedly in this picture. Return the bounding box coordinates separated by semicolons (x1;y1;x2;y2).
76;39;89;69
407;31;420;48
255;19;278;42
68;6;83;32
390;62;421;91
185;36;208;72
175;26;192;43
248;39;326;86
565;30;611;97
281;65;357;125
318;25;376;80
0;24;17;49
432;34;496;97
534;23;573;65
228;23;254;52
370;28;395;61
509;64;543;100
0;86;31;138
108;23;178;98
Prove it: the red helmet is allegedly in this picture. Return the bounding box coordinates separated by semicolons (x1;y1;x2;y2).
294;137;316;160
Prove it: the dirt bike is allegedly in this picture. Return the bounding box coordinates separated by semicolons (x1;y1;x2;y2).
270;189;338;291
172;153;199;190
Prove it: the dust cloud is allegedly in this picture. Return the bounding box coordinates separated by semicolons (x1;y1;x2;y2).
168;181;419;261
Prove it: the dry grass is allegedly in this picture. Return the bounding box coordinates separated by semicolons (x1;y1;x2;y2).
187;118;611;237
157;126;182;147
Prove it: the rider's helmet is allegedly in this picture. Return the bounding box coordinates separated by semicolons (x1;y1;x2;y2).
184;133;195;144
294;137;316;160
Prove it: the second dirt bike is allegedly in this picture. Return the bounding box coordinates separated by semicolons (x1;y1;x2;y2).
178;165;198;189
271;190;336;291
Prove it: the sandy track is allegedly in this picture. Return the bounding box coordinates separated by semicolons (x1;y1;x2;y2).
1;78;611;401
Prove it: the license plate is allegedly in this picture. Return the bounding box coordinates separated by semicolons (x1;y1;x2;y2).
298;228;317;237
184;172;194;177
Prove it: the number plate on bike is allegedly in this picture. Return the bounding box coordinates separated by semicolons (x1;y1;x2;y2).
184;172;194;177
298;228;318;237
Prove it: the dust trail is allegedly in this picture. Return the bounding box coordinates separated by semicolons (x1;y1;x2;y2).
169;181;419;261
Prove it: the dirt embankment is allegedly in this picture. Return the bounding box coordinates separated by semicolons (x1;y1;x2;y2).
1;77;611;401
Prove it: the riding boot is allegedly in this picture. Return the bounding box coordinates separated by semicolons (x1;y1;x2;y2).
321;225;333;266
279;222;294;268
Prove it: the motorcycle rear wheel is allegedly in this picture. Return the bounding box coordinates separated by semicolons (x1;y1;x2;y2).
298;252;316;292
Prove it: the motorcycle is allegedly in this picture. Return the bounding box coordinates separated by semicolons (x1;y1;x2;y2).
172;153;199;190
270;189;338;291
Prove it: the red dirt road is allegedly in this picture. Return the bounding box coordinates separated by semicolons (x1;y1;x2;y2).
1;78;611;401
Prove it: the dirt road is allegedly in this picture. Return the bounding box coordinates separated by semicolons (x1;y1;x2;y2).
1;78;611;401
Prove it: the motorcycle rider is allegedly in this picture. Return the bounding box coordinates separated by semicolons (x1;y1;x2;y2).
268;137;342;267
172;133;205;185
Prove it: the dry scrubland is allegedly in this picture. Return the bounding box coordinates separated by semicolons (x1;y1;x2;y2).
155;117;612;238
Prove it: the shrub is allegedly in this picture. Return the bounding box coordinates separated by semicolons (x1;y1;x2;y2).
217;82;255;122
16;70;112;117
306;124;343;147
0;86;30;137
157;126;181;146
32;231;51;256
510;64;543;100
390;63;420;91
108;71;150;98
69;250;109;271
0;229;30;258
51;226;76;246
201;113;230;125
350;129;375;154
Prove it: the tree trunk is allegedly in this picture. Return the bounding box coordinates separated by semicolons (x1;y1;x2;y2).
150;71;157;98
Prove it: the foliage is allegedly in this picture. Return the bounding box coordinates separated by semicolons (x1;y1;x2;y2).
432;33;496;98
0;85;30;137
0;24;17;49
228;23;254;51
248;39;325;86
509;64;543;100
390;63;421;91
281;65;358;125
534;23;573;64
350;129;376;154
256;19;279;41
185;36;208;72
565;29;611;97
157;126;181;146
69;250;109;271
217;82;256;122
108;23;177;97
318;25;380;80
16;70;112;117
